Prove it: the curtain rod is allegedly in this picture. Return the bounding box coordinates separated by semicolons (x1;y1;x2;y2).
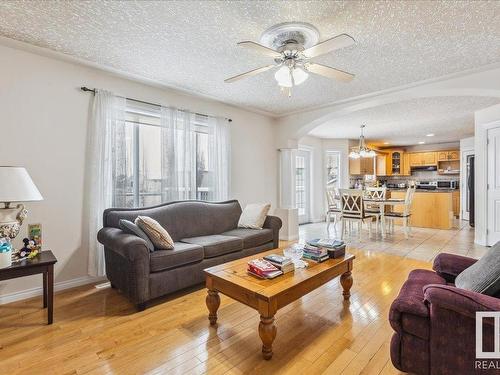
80;86;232;122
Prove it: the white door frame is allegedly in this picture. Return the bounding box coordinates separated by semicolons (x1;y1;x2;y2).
461;149;474;221
487;127;500;246
296;147;312;224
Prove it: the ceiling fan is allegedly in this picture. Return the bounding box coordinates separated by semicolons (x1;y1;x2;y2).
224;22;356;96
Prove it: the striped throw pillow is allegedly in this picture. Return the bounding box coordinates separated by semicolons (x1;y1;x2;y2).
135;216;174;250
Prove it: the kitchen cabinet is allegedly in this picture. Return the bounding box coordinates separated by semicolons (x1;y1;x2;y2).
452;190;460;217
438;150;459;161
349;156;374;175
376;154;387;176
409;152;437;166
390;190;454;229
437;149;460;175
385;150;409;176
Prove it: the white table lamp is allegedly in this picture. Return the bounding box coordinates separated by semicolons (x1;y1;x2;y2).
0;167;43;239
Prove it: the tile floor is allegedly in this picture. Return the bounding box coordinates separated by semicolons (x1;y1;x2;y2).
298;220;489;262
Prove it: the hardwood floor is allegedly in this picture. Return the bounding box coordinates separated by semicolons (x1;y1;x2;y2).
0;240;449;375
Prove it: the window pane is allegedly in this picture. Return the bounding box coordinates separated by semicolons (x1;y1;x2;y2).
196;132;209;200
326;151;340;189
113;121;135;208
138;124;162;207
296;155;306;216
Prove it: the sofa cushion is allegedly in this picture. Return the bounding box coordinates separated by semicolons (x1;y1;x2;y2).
180;235;243;258
135;216;174;250
150;242;204;272
119;219;155;252
222;228;273;248
103;200;242;241
455;242;500;296
238;203;271;229
389;269;446;340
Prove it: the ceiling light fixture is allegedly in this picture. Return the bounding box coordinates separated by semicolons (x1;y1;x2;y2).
383;142;390;145
349;125;376;159
274;65;309;89
418;141;425;144
426;133;435;137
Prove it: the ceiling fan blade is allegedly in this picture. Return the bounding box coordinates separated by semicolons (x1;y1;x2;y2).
224;65;275;83
237;41;282;58
303;33;355;58
307;63;355;82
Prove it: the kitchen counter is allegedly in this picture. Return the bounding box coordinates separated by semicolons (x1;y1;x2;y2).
387;188;458;193
389;190;459;230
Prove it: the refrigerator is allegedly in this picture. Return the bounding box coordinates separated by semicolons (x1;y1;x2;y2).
468;155;475;227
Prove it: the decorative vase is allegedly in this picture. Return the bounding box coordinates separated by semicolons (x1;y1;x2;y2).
0;204;28;239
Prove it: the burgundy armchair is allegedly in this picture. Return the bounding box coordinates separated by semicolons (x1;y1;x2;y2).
389;253;500;375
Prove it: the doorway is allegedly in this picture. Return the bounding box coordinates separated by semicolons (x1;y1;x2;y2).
296;149;311;224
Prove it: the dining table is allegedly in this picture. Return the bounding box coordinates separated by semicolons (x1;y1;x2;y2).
363;197;406;239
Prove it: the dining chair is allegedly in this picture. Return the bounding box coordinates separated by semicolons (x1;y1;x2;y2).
364;186;387;234
339;189;378;239
384;186;416;239
325;187;341;232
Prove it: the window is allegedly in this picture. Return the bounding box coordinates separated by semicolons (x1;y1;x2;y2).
115;100;212;208
325;151;341;189
295;154;306;217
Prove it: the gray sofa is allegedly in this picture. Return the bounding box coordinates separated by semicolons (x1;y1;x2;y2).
97;200;282;310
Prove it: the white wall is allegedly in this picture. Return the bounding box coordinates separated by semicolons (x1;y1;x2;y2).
475;103;500;246
0;42;278;300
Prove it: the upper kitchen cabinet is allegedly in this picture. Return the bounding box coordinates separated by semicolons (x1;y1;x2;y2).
349;156;375;175
437;149;460;175
437;150;459;161
385;150;410;176
409;151;437;167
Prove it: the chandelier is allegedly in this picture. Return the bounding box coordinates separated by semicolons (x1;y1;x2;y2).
349;125;376;159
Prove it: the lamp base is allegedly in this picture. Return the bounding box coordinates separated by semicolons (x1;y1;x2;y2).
0;204;27;239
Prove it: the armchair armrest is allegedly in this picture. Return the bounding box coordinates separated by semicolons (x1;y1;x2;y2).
424;284;500;318
432;253;477;283
423;284;500;373
263;215;282;248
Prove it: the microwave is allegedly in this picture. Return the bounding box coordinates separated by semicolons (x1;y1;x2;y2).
437;180;459;189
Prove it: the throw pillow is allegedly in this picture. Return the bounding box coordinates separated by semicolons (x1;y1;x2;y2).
238;203;271;230
455;242;500;296
135;216;174;250
119;219;155;252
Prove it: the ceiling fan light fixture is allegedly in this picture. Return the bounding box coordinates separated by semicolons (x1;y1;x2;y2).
292;67;308;85
274;66;293;87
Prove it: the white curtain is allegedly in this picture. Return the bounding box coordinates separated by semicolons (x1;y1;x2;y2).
160;107;197;201
87;90;127;277
207;116;231;201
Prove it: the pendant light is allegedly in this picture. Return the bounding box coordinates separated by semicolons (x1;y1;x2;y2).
349;125;377;159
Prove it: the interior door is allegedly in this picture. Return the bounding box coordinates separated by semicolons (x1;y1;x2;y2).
296;150;311;224
487;127;500;245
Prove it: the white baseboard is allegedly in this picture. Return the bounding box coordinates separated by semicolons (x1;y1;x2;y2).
281;234;299;241
0;275;107;305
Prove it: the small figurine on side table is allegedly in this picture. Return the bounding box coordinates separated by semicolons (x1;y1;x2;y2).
18;238;40;259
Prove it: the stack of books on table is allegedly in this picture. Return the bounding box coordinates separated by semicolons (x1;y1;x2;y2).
247;259;283;279
263;254;295;274
306;239;346;259
302;244;330;263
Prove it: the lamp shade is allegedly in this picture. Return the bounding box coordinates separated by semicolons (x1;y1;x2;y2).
0;167;43;202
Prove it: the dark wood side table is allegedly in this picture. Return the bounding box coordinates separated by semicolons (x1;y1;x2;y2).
0;250;57;324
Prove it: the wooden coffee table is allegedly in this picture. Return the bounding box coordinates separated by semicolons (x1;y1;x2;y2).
204;248;354;360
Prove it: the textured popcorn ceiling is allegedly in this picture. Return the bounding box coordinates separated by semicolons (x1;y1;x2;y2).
0;1;499;116
309;96;500;145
